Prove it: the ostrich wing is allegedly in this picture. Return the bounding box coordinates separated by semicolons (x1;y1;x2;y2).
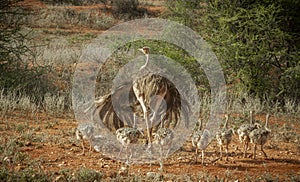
198;129;211;150
93;82;136;132
156;82;190;130
93;76;190;134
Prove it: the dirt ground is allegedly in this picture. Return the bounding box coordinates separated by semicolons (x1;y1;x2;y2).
1;112;299;180
2;0;300;180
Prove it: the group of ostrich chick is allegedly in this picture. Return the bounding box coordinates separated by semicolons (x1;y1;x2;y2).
76;47;271;172
76;110;271;170
191;111;271;166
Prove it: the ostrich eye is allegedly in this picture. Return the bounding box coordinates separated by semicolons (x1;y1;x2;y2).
143;47;150;54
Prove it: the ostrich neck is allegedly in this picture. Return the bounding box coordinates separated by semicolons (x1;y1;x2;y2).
250;112;253;124
198;119;202;130
224;116;228;129
140;54;149;70
265;115;269;128
133;113;136;128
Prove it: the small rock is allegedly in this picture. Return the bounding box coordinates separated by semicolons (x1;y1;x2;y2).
146;172;162;180
118;166;129;176
177;157;184;160
94;145;101;152
146;172;157;178
99;163;104;168
3;157;11;163
58;162;65;167
107;171;117;178
15;164;21;172
54;175;63;182
25;141;32;146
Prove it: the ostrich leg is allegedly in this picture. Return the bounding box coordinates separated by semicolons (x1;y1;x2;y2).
194;147;198;163
136;95;152;148
225;143;229;161
78;140;85;156
253;144;257;159
244;141;248;158
261;144;268;159
201;150;205;165
219;145;223;160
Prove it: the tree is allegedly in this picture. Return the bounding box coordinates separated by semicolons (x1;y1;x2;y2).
0;0;49;103
167;0;300;102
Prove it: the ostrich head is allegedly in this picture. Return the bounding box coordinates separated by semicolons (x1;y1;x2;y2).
138;47;150;70
224;114;229;121
138;46;150;55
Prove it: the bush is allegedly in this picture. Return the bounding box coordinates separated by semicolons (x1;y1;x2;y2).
166;0;300;103
40;0;109;6
112;0;147;19
0;1;55;107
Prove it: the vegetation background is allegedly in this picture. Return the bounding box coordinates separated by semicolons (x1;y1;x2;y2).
0;0;299;181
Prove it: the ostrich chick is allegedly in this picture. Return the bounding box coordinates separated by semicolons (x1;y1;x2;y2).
116;127;143;165
237;111;261;157
216;114;234;161
249;114;271;159
153;127;174;171
116;114;143;165
192;118;210;165
76;122;95;155
191;119;203;162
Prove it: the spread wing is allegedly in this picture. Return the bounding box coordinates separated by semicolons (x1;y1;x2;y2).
91;76;190;135
92;82;136;132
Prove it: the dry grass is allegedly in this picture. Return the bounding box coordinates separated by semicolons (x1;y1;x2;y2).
23;5;117;30
1;111;300;181
1;1;299;181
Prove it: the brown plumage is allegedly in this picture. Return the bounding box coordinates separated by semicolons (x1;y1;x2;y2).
191;118;210;165
237;111;261;157
249;114;271;159
91;47;190;147
75;123;95;155
153;127;174;171
216;114;234;161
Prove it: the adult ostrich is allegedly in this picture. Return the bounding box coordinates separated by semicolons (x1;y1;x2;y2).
92;47;190;148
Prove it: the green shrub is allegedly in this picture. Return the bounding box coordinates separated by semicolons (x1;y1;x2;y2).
73;168;103;181
112;0;147;19
40;0;108;6
166;0;300;103
0;1;55;106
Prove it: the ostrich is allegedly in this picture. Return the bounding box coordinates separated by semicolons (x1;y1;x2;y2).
91;47;190;146
237;111;261;158
115;114;143;165
153;115;174;171
249;114;271;159
191;118;203;161
191;118;210;165
216;114;234;161
75;122;95;155
133;47;170;148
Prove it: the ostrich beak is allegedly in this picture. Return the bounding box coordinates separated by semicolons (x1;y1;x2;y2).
138;48;144;54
